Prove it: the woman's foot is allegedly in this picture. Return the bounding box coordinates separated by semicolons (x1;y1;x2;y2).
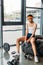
34;56;39;63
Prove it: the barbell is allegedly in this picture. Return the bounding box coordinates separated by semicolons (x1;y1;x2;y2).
3;42;21;52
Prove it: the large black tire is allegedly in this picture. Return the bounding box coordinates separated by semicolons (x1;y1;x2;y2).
22;41;43;57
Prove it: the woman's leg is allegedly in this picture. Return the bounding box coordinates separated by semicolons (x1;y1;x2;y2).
16;36;26;53
30;37;37;56
30;37;39;62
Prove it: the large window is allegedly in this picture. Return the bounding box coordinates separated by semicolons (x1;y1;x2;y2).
2;0;42;45
26;8;41;35
2;0;23;25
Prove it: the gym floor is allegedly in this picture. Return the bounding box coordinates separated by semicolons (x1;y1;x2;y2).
0;46;43;65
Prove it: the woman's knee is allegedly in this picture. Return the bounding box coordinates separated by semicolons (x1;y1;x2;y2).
16;36;26;43
16;38;20;43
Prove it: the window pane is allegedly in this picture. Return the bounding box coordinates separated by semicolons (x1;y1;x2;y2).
26;8;41;35
35;29;40;35
4;0;21;22
26;0;41;7
3;25;22;45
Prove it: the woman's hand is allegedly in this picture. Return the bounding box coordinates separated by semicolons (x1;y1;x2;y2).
27;38;30;43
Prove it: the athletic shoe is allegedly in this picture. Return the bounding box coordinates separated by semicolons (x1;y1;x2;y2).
34;56;39;63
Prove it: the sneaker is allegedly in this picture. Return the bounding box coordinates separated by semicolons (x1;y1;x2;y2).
34;56;39;63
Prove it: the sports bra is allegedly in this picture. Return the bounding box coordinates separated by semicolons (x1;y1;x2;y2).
27;22;34;34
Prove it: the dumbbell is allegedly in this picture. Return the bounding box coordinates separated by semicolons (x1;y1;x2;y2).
13;55;20;61
11;58;19;65
7;61;13;65
7;59;17;65
7;55;19;65
3;43;10;52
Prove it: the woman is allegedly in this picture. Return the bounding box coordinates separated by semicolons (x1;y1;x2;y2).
15;14;39;62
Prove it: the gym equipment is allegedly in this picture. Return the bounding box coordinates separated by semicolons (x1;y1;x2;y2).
11;51;16;54
7;55;19;65
3;43;10;52
7;59;19;65
3;42;21;52
13;55;20;61
22;42;34;56
22;39;43;57
24;54;33;60
7;61;13;65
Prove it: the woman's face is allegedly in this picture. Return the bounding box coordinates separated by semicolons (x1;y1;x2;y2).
27;16;33;23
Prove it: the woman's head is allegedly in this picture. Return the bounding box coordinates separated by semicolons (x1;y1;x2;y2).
27;14;33;23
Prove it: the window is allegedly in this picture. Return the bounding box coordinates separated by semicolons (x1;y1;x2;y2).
3;25;22;45
26;8;41;35
2;0;23;25
26;0;41;7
